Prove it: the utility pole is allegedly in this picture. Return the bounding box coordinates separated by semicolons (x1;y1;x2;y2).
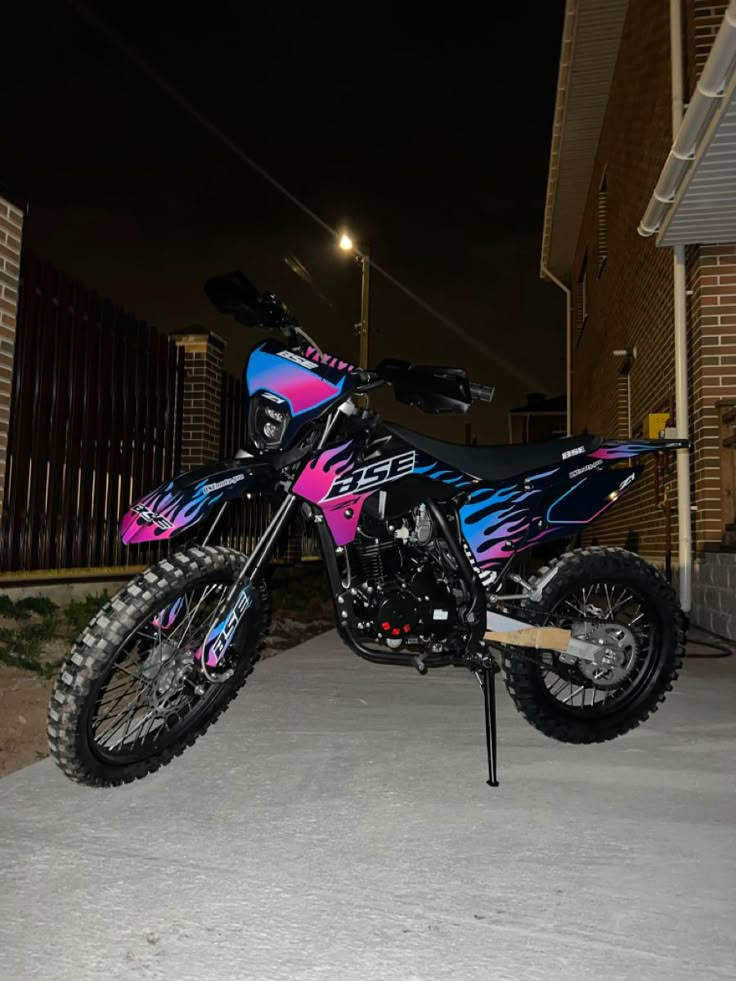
338;233;371;368
358;247;371;368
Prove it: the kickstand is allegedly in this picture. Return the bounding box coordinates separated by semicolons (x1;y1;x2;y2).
476;666;499;787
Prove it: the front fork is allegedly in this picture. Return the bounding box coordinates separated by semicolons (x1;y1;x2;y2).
195;493;300;681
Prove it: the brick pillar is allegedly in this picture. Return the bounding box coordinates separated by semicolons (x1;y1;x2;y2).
172;330;225;469
0;195;23;511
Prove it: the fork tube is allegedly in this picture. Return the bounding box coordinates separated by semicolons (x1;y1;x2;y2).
241;494;300;581
202;503;228;547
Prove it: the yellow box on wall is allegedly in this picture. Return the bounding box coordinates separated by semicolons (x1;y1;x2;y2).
643;413;671;438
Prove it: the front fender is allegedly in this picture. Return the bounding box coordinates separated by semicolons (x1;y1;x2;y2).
120;456;274;545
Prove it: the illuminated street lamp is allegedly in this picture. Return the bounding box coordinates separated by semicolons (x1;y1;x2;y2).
338;231;371;368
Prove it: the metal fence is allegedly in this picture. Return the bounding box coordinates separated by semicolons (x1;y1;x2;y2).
0;255;184;572
217;369;273;555
217;371;319;560
0;255;319;575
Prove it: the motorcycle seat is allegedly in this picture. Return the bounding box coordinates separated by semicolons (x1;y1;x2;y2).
384;424;603;482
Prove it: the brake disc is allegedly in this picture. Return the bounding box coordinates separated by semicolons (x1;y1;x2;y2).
575;622;639;688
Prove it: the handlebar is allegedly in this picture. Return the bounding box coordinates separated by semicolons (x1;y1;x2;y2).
469;382;495;403
353;370;494;405
352;369;383;390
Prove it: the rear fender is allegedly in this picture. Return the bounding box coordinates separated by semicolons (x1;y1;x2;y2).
120;457;274;545
588;438;686;461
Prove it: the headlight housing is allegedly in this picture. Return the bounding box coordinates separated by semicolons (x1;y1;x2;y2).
248;393;291;451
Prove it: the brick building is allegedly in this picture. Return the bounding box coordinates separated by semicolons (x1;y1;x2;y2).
542;0;736;636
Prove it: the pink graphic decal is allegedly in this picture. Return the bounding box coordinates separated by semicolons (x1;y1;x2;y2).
246;347;345;415
121;478;218;544
292;442;372;545
292;443;354;500
152;596;184;630
590;440;682;461
304;345;357;373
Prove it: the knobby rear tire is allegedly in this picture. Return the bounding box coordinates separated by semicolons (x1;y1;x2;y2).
502;547;684;744
48;546;269;787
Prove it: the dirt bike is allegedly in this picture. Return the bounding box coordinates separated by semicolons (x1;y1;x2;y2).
48;271;686;788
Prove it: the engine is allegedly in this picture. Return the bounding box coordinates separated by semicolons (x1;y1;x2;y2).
346;504;467;653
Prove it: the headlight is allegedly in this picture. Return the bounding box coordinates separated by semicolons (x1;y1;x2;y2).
248;393;291;450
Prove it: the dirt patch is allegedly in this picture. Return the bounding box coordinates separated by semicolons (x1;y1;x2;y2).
0;568;334;778
0;667;54;777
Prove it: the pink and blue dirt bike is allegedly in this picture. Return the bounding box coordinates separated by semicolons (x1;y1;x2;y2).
49;272;686;787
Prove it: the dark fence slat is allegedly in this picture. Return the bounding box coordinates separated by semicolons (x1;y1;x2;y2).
0;254;186;573
117;314;135;554
153;330;168;486
46;266;72;570
1;254;296;573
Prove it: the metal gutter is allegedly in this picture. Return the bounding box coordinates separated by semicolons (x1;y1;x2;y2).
541;1;577;280
638;0;736;237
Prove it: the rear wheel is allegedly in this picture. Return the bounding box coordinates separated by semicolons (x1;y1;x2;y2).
502;547;684;743
48;546;269;786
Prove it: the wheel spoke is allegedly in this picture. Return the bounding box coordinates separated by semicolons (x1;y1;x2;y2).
97;684;152;746
114;662;146;683
562;684;585;705
167;584;220;645
604;584;614;620
95;683;139;723
88;578;242;761
537;576;657;716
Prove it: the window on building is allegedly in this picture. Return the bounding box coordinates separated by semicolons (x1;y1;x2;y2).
598;171;608;276
576;254;589;334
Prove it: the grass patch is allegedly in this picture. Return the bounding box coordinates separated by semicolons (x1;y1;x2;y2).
0;565;334;678
64;592;110;639
0;591;108;677
270;567;332;620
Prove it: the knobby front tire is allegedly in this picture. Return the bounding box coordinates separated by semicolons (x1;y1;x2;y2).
48;546;269;787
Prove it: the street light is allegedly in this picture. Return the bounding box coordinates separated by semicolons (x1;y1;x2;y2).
338;231;371;368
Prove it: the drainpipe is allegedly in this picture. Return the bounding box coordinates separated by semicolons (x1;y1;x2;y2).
670;0;693;613
541;265;572;436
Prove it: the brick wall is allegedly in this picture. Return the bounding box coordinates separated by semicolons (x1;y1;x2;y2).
686;0;730;90
570;0;677;562
569;0;731;569
0;195;23;512
172;331;225;468
688;243;736;551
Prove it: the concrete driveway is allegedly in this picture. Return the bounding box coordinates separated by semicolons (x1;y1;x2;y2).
1;631;734;981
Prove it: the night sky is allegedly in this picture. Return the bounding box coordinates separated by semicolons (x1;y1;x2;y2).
3;1;566;442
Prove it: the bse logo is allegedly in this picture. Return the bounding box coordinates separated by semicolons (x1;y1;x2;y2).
207;586;253;665
278;350;318;370
130;503;174;531
562;446;585;460
324;451;416;500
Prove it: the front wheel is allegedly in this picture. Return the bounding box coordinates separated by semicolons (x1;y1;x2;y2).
503;547;684;743
48;546;269;786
